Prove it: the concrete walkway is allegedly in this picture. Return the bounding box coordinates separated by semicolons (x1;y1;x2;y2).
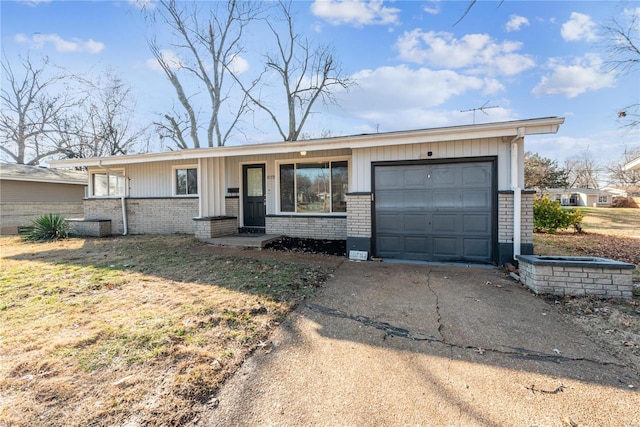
201;261;640;427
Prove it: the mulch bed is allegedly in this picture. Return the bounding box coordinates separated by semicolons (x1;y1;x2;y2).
265;237;346;257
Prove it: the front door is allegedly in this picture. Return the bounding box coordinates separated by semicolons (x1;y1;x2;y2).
243;164;266;227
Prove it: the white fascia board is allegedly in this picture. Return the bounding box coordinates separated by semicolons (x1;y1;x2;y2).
49;117;564;168
624;156;640;171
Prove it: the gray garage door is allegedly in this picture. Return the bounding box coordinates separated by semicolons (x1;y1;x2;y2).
374;161;494;263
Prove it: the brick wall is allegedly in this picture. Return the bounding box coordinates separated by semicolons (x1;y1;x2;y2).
83;198;198;235
266;215;347;240
194;217;238;239
0;202;84;234
518;260;633;299
346;194;372;238
68;219;111;237
225;197;239;220
498;192;533;245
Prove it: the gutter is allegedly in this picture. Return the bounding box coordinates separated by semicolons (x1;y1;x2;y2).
511;127;525;260
98;161;128;236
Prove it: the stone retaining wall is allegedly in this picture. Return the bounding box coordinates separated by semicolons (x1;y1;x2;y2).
516;255;635;299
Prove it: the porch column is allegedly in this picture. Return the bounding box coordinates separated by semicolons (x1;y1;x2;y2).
199;157;226;217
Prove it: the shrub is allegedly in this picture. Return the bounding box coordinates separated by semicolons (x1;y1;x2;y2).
24;213;69;241
533;196;583;234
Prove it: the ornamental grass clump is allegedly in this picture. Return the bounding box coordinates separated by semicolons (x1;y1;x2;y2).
24;213;69;241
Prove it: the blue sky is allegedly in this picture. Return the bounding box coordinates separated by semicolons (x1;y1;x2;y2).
2;0;639;167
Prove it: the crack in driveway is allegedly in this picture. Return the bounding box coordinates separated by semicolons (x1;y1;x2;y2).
303;302;626;368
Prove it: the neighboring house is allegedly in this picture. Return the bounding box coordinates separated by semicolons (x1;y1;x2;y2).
544;188;612;207
50;117;564;266
0;163;87;234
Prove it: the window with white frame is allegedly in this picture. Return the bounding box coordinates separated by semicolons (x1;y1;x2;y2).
174;167;198;196
598;194;608;203
279;160;348;213
92;171;125;197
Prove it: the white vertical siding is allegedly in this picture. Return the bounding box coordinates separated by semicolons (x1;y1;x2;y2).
351;137;511;192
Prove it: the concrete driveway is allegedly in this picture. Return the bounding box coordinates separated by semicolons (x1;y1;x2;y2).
201;261;639;427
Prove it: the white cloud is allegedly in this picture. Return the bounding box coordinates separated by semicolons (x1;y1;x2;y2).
423;1;440;15
310;0;400;27
146;49;182;72
561;12;598;42
128;0;155;10
349;65;484;108
505;15;529;32
14;33;104;53
228;55;249;74
18;0;52;7
395;30;535;76
532;54;615;98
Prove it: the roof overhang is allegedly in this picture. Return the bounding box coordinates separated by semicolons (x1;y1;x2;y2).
49;117;565;168
0;176;87;185
624;156;640;171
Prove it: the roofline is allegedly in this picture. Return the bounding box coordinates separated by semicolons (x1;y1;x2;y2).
0;176;87;185
49;117;565;168
624;156;640;171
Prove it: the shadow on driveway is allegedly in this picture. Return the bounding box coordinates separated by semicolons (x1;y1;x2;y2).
204;261;640;426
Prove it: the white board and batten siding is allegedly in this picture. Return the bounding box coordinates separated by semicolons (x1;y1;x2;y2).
89;160;198;198
350;137;517;192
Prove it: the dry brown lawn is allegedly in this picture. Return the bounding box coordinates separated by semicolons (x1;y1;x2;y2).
533;207;640;373
0;235;341;426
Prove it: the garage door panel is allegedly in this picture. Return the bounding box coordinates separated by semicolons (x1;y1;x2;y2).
463;238;491;259
375;161;494;263
433;190;461;209
432;237;457;257
463;190;491;208
404;236;429;256
463;214;490;233
432;214;457;232
462;164;491;186
376;213;404;233
404;191;429;209
404;214;429;232
403;168;427;188
376;190;402;209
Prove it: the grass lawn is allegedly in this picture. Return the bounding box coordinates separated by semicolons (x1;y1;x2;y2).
0;235;340;426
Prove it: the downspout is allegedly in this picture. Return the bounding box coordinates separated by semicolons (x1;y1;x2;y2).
511;127;525;259
98;161;128;236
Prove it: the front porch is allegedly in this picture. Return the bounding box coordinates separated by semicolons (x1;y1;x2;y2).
201;233;283;249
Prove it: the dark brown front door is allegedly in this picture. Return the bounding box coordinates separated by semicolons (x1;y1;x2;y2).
243;164;266;227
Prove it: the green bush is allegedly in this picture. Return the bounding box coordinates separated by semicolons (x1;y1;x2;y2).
24;213;69;241
533;196;583;234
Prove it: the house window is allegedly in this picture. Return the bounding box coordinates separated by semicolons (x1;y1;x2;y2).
92;172;125;197
598;195;608;203
174;167;198;196
279;161;348;213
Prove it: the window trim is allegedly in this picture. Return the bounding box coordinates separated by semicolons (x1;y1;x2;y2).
275;156;350;215
598;194;608;204
172;165;199;197
90;169;126;198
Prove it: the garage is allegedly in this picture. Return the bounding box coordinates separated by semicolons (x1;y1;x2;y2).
373;159;495;263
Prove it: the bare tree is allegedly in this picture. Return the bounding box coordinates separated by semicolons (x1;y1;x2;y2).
0;56;75;165
606;146;640;188
564;150;602;189
58;70;150;158
147;0;259;148
240;1;355;142
601;8;640;128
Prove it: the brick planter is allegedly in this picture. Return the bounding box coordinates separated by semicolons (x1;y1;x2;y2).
516;255;635;299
